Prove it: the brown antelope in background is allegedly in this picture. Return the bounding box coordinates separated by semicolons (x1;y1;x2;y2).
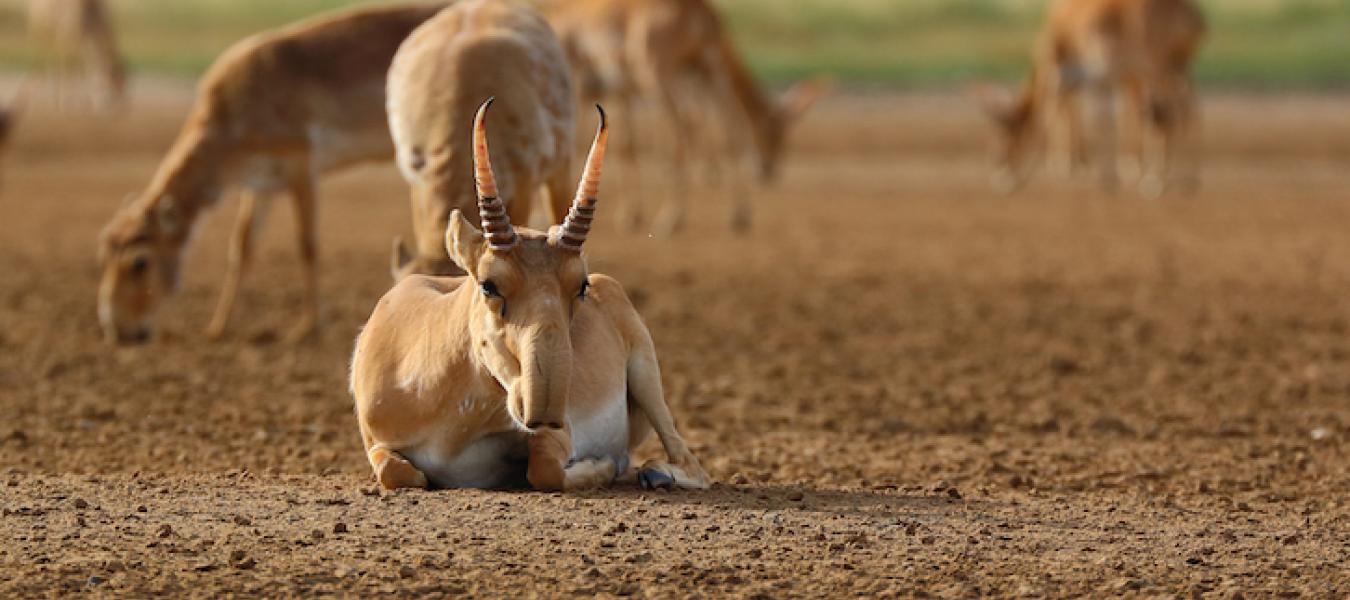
387;0;575;280
27;0;127;109
974;0;1205;197
546;0;830;234
97;2;447;345
353;100;710;491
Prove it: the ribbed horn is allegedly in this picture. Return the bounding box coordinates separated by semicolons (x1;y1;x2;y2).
473;97;517;251
556;105;609;252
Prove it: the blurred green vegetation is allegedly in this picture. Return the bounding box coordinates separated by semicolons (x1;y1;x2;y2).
0;0;1347;88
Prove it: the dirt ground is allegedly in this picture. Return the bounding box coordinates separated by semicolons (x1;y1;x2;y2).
1;80;1348;597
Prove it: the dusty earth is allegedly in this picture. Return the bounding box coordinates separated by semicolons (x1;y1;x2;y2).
1;81;1348;597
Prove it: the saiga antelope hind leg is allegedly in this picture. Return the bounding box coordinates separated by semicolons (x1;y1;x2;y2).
284;168;320;343
205;190;270;340
623;344;710;490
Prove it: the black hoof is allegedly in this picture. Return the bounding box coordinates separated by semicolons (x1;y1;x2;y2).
638;468;675;490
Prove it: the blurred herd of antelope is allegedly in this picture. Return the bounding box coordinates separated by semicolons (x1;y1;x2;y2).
4;0;1207;490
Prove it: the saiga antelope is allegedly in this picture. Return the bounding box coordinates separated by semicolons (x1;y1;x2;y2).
974;0;1205;197
97;2;447;344
387;0;575;280
27;0;127;109
352;100;710;491
546;0;830;233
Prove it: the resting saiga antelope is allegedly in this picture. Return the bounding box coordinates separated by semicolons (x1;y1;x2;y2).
27;0;127;109
387;0;575;280
352;100;710;491
546;0;830;233
97;2;446;344
974;0;1205;197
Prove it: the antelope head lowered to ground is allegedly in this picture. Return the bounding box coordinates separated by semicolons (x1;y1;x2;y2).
352;100;709;491
973;0;1205;196
96;2;445;344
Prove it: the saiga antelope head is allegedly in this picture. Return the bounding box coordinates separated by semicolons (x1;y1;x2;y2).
449;98;608;430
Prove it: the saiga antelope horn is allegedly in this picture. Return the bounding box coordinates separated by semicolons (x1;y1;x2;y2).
472;97;517;251
556;105;609;252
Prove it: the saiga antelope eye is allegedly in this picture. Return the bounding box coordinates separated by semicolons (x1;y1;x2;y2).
130;256;149;275
577;279;589;300
480;281;501;298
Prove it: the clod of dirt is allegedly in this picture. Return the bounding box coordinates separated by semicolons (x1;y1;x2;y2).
87;576;105;586
398;565;416;579
156;524;173;538
1048;355;1081;376
332;522;348;534
72;498;89;509
232;515;250;526
729;473;749;485
248;330;279;346
946;488;963;500
1091;416;1135;436
787;490;805;501
310;529;325;540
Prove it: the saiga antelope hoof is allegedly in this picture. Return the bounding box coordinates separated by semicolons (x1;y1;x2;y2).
376;454;428;490
638;467;676;490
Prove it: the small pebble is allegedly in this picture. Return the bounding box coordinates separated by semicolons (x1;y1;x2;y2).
156;524;173;538
72;498;89;510
787;490;805;501
333;522;348;534
233;515;251;526
398;565;416;579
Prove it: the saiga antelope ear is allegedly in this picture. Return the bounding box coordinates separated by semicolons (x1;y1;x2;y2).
389;236;413;281
445;209;485;279
779;76;833;121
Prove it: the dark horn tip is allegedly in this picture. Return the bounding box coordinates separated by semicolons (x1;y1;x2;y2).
594;104;607;130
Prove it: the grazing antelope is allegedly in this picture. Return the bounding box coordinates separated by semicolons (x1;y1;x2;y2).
353;100;710;491
27;0;127;109
97;2;447;345
973;0;1205;197
387;0;575;280
545;0;829;233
